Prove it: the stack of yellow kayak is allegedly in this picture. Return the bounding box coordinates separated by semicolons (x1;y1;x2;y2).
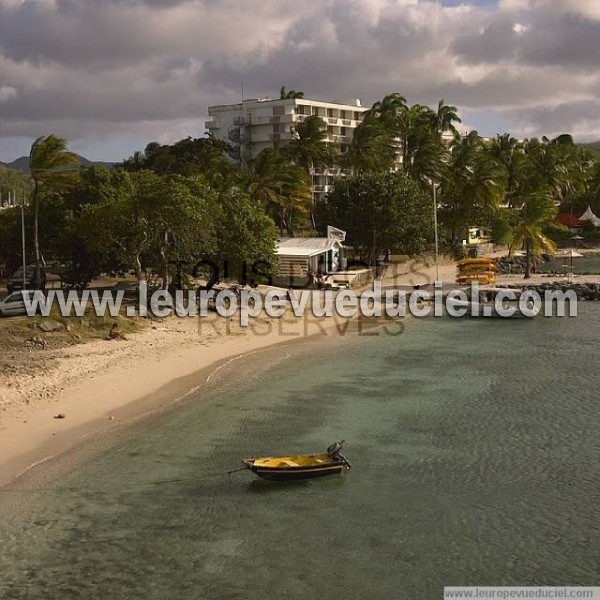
456;258;496;285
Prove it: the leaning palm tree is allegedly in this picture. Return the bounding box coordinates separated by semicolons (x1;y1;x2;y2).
29;135;79;286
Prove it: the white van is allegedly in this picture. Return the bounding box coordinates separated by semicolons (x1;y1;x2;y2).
0;290;45;317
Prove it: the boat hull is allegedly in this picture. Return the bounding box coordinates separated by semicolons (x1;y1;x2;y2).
249;463;346;481
242;443;351;481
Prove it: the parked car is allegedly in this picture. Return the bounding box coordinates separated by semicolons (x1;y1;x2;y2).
111;280;160;300
7;267;46;293
0;290;45;317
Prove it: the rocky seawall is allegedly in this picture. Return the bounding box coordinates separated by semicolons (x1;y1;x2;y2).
499;282;600;300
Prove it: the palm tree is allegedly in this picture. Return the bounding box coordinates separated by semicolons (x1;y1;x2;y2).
247;148;311;235
365;92;408;127
280;87;305;99
402;105;447;185
510;190;558;278
29;135;79;286
488;134;525;208
284;115;334;229
344;120;395;174
441;132;506;248
435;99;462;137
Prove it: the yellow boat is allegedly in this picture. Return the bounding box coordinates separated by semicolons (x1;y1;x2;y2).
458;257;496;267
457;263;496;273
242;441;351;481
457;275;496;285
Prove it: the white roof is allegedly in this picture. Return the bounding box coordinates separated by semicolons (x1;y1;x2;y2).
275;237;342;257
580;206;600;227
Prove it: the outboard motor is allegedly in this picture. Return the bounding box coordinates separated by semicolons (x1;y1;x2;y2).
327;441;351;469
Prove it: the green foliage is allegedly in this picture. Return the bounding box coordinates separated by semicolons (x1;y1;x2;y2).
280;87;305;99
122;136;238;190
0;167;32;206
0;208;27;272
77;170;214;283
70;168;277;287
6;105;599;291
507;191;558;278
209;189;278;284
579;141;600;158
246;148;311;235
318;172;433;263
440;132;507;246
29;135;80;285
284;115;335;173
354;93;460;187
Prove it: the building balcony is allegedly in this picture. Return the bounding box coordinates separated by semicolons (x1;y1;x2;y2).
269;114;295;124
330;134;351;143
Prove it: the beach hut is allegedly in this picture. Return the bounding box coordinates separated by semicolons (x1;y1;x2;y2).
275;237;344;287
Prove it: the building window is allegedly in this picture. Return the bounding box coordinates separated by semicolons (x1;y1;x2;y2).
296;105;308;115
273;105;284;116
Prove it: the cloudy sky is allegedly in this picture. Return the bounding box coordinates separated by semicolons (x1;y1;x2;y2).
1;0;599;162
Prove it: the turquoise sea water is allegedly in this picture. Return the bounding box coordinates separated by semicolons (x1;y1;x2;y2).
1;308;599;599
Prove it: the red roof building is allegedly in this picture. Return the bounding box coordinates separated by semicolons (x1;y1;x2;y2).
556;213;584;229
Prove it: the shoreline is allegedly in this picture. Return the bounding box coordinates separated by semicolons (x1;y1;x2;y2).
0;312;385;488
3;255;599;488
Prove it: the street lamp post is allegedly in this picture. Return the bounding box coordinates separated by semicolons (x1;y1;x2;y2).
432;182;440;282
9;189;27;289
21;203;27;289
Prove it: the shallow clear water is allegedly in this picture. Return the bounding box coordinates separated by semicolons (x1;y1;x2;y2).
1;308;599;599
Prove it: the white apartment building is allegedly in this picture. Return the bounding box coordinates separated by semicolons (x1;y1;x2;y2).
205;97;369;201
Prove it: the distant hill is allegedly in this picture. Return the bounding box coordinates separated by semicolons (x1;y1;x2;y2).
579;141;600;157
0;155;116;174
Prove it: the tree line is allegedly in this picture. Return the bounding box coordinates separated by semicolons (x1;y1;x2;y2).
0;90;599;286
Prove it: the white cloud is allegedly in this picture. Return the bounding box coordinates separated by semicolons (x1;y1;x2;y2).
0;85;18;103
0;0;599;159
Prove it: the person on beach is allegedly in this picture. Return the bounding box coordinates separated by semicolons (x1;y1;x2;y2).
107;323;127;341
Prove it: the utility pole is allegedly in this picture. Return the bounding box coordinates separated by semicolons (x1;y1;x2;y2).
16;190;27;289
433;182;440;282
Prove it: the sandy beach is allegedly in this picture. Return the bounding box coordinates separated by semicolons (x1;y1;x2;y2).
1;253;598;487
